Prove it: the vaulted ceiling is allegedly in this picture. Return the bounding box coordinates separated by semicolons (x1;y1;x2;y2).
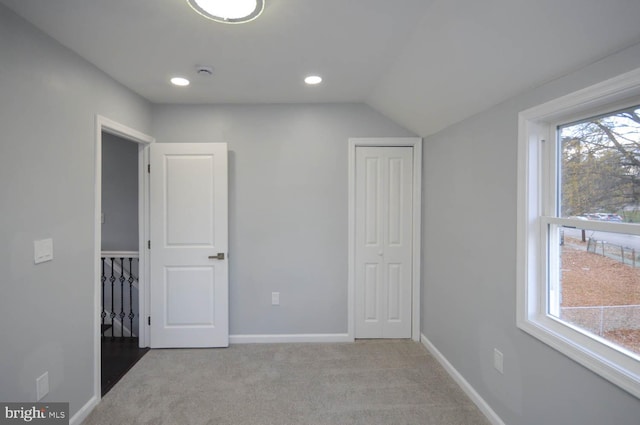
3;0;640;136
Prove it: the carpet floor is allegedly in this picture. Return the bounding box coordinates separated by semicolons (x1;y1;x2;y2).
82;340;490;425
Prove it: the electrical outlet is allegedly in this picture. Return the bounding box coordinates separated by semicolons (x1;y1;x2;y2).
271;292;280;305
493;349;504;374
36;372;49;401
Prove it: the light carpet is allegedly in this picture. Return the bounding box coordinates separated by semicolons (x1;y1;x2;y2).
82;340;490;425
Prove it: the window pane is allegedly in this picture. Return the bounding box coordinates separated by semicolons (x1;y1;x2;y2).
553;227;640;357
559;105;640;220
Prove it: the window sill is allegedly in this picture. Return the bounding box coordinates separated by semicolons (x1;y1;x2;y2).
518;314;640;399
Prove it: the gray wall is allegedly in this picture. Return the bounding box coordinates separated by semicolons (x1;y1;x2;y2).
421;42;640;425
152;104;415;335
0;4;151;417
3;1;639;423
101;133;139;252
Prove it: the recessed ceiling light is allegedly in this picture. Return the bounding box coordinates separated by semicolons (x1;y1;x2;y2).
304;75;322;85
187;0;264;24
170;77;190;87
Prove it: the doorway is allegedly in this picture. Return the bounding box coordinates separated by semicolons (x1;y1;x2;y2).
94;116;154;399
100;132;148;395
348;137;422;341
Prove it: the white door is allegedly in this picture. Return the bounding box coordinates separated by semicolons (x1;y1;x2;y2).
355;146;413;338
149;143;228;348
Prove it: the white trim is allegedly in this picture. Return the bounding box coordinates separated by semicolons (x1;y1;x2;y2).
68;395;99;425
517;68;640;399
99;116;155;145
348;141;356;341
520;68;640;124
543;216;640;235
94;115;154;412
101;250;140;258
420;334;506;425
140;144;151;348
230;334;353;344
347;137;422;342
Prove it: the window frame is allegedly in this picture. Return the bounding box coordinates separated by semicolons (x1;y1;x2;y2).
517;67;640;399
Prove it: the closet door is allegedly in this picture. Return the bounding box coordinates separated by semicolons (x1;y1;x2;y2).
355;146;413;338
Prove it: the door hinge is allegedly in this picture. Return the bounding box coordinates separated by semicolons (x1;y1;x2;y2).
148;316;151;326
148;240;151;249
148;164;150;173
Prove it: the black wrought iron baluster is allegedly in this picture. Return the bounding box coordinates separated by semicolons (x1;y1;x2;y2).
101;258;106;337
109;258;116;339
128;257;135;338
119;258;126;338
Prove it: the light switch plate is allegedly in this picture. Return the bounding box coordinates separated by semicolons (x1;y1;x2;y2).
34;238;53;264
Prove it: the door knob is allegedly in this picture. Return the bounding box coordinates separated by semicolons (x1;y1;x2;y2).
208;253;225;260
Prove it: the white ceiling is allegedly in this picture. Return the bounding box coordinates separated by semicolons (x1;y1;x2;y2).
3;0;640;136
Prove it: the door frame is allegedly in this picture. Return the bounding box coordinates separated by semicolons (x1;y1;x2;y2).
347;137;422;341
93;115;154;400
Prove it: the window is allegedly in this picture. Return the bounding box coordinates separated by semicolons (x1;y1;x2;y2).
518;68;640;398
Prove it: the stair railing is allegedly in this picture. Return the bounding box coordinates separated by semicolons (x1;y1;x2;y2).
101;252;139;339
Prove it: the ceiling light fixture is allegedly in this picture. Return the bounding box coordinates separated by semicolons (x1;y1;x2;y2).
304;75;322;85
187;0;264;24
170;77;190;86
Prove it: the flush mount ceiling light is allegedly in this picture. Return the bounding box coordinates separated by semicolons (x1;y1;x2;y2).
170;77;190;86
187;0;264;24
304;75;322;85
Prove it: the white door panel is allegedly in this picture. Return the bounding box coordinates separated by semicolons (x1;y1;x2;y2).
165;267;215;326
150;143;228;348
355;147;412;338
364;263;380;321
165;155;215;246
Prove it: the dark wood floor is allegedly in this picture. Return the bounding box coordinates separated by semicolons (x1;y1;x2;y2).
101;336;149;396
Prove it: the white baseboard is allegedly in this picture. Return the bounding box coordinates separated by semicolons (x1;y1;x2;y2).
69;394;99;425
420;334;506;425
230;333;352;344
